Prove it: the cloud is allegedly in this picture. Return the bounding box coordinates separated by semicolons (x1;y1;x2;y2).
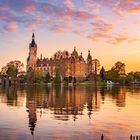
128;4;140;14
0;0;140;46
112;35;128;44
81;0;100;14
109;34;139;45
64;0;75;10
128;38;139;43
88;19;114;42
0;5;9;11
4;22;18;32
23;4;36;14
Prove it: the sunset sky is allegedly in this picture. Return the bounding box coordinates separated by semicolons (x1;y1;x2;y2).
0;0;140;72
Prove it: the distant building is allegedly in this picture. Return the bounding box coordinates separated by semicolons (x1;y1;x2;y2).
27;33;95;80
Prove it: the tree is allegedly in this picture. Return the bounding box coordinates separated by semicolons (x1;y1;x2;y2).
26;69;43;83
27;71;35;83
52;50;70;80
92;59;100;82
105;70;119;82
6;65;18;77
1;66;8;76
133;71;140;81
100;66;105;81
45;72;51;83
111;61;125;75
52;50;70;60
1;60;24;77
34;70;43;83
54;71;61;84
92;59;100;74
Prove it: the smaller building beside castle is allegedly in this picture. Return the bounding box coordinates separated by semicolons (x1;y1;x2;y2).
27;33;96;81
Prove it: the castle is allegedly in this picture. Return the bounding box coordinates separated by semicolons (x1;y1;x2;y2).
27;33;95;81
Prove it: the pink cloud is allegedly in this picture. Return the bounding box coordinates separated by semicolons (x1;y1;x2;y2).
64;0;75;10
23;4;36;14
75;10;93;20
88;19;115;42
25;23;37;29
82;0;100;14
5;22;18;32
0;15;6;20
0;5;9;11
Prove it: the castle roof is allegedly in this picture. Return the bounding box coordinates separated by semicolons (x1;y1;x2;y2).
30;32;36;47
87;50;92;60
71;46;78;57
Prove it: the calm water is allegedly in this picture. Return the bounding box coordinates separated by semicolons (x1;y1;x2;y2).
0;85;140;140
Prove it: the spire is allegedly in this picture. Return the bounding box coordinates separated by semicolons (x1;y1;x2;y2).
87;50;92;60
40;53;42;60
32;32;35;39
71;46;78;57
88;50;90;55
31;32;36;47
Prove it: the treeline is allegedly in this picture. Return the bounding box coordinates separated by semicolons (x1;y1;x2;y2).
0;60;140;85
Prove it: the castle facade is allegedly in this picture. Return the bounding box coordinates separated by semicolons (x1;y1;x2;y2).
27;33;95;80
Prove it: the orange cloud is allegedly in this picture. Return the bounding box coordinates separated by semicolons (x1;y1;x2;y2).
128;38;139;43
128;5;140;14
110;35;128;45
124;0;133;3
110;35;139;45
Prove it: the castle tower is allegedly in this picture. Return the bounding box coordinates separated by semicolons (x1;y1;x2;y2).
27;32;37;71
87;50;92;76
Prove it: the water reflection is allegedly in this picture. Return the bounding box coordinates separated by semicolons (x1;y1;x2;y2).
0;85;140;139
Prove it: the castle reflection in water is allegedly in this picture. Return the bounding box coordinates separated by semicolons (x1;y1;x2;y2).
0;85;138;136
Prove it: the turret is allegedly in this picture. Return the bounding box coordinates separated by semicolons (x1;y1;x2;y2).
71;46;78;58
27;32;37;71
87;50;92;75
87;50;92;62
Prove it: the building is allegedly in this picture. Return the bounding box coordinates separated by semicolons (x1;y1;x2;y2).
27;32;37;71
27;33;95;81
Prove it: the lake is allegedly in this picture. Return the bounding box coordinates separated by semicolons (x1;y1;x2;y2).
0;85;140;140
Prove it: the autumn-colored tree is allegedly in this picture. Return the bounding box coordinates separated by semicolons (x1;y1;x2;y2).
52;50;70;60
52;50;70;80
34;70;43;82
